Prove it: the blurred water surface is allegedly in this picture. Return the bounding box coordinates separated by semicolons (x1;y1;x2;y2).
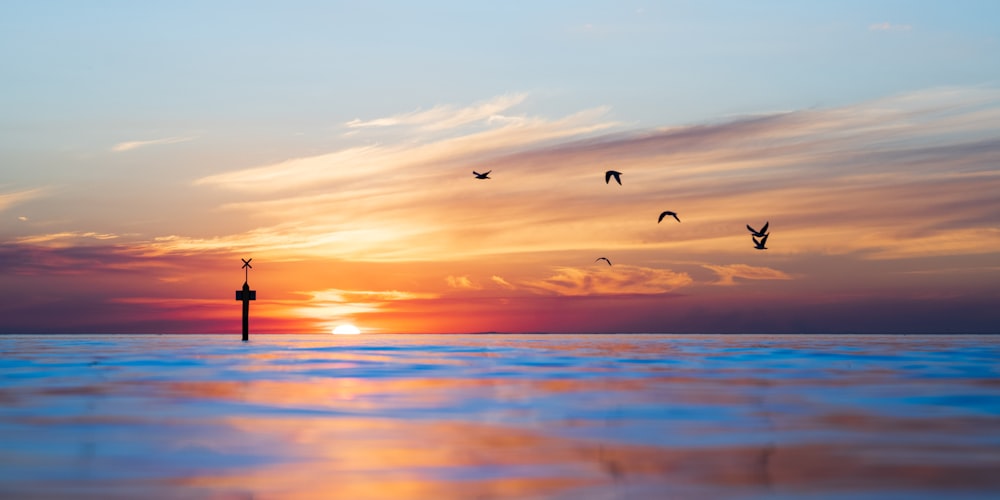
1;334;998;499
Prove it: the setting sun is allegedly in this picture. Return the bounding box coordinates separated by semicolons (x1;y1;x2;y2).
332;324;362;335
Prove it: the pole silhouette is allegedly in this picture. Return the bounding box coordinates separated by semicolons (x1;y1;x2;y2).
235;258;256;341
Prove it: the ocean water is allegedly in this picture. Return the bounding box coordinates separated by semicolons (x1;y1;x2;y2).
1;334;998;499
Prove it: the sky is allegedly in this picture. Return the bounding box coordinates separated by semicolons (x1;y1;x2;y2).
2;1;999;334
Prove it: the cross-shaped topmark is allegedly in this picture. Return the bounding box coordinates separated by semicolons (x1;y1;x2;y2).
242;258;252;282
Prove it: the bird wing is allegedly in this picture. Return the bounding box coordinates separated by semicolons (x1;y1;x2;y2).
752;236;762;246
672;213;681;222
747;224;758;234
759;233;769;246
760;222;769;234
658;212;667;223
605;171;612;184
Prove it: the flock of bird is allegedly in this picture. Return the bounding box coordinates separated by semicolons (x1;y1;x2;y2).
473;168;770;266
747;221;770;250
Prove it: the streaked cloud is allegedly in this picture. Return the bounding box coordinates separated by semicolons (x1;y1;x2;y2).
0;187;46;213
196;104;616;196
866;227;1000;260
525;265;692;296
0;241;222;276
346;93;528;131
16;231;120;245
110;136;193;152
869;22;912;32
446;275;479;289
703;264;794;286
491;275;515;289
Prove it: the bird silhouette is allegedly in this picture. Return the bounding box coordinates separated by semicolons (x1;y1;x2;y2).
753;234;769;250
747;221;769;238
473;170;491;179
658;211;680;223
605;170;622;185
595;257;612;266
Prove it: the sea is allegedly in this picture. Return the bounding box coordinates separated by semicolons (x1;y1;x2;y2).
1;334;998;499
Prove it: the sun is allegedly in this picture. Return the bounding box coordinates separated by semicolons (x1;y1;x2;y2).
332;324;362;335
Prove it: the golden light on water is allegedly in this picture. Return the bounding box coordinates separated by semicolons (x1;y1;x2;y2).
332;324;362;335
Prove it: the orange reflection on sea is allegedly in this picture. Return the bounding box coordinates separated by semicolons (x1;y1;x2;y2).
162;413;1000;499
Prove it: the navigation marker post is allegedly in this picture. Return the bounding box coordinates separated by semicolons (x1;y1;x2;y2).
235;258;256;342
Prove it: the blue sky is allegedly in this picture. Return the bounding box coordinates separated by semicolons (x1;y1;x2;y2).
4;1;998;138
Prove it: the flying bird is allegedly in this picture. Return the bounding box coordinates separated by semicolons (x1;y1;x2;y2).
605;170;622;185
473;170;491;179
747;221;769;238
595;257;612;266
658;211;680;223
753;234;769;250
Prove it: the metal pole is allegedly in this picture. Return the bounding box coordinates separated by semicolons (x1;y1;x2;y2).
242;283;250;342
238;258;255;342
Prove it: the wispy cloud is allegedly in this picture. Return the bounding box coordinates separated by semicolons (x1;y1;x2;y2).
703;264;793;286
0;241;222;276
491;275;515;289
346;93;528;131
446;275;480;289
110;136;193;152
869;22;912;32
0;187;46;213
195;101;618;199
865;227;1000;260
197;105;615;196
525;265;692;296
15;231;120;245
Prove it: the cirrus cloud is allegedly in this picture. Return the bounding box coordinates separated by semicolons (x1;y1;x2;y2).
0;187;46;213
110;136;193;152
491;275;515;289
869;22;912;32
703;264;794;286
446;275;480;290
346;93;528;131
525;265;692;296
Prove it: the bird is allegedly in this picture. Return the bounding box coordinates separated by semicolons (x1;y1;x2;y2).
605;170;622;185
747;221;769;238
473;170;491;179
595;257;612;266
658;211;680;223
753;234;769;250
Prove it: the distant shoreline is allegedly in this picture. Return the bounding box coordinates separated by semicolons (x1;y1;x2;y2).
1;332;997;336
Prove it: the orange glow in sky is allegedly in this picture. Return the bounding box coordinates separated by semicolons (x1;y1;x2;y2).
2;4;999;333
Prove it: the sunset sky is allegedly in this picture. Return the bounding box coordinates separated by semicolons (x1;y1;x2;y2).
2;1;999;333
